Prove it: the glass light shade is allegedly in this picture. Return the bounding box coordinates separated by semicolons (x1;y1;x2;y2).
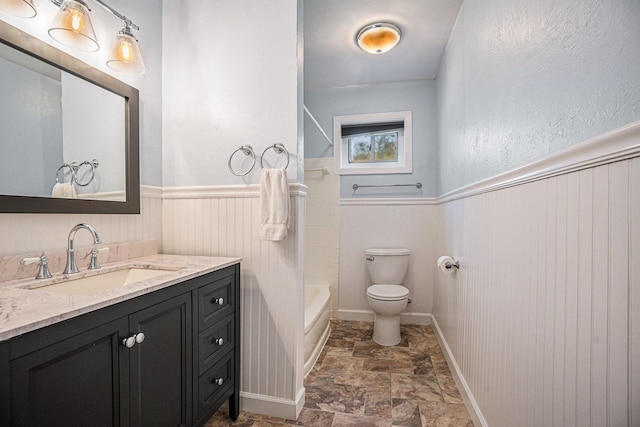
48;0;99;52
356;23;401;55
106;29;145;75
0;0;36;17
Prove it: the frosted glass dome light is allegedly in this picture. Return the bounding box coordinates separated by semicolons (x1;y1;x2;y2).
356;22;401;54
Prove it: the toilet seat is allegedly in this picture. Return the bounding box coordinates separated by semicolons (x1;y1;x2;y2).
367;284;409;301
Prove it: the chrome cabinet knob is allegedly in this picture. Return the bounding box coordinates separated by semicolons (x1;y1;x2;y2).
211;297;224;306
135;332;145;344
213;337;224;346
366;256;375;261
212;377;224;386
122;333;145;348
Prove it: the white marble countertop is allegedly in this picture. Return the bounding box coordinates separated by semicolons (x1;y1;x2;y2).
0;254;241;341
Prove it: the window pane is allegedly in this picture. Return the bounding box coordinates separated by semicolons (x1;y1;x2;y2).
373;132;398;161
348;136;371;163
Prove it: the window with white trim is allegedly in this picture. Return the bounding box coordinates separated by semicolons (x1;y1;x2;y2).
334;111;412;175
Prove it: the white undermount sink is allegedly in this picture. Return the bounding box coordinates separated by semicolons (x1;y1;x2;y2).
22;267;181;295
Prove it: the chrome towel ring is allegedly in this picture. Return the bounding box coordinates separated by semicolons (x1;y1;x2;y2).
260;143;290;169
228;145;256;176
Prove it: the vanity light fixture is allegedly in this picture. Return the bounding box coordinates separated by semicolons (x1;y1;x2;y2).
106;22;145;75
48;0;146;74
356;22;401;55
0;0;37;18
48;0;99;51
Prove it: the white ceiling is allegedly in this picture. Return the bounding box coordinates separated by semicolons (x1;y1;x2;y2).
303;0;463;90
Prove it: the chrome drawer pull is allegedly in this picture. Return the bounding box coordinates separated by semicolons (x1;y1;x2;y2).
211;297;224;306
212;377;224;386
213;337;224;346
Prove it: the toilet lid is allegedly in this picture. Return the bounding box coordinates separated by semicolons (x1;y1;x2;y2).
367;284;409;301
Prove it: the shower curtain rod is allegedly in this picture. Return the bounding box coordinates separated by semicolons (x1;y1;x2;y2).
304;105;334;146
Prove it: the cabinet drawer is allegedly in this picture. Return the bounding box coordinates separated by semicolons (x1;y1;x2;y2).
198;353;234;418
199;314;234;374
198;274;235;330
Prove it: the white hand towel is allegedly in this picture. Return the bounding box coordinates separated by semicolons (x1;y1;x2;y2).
66;182;78;199
51;182;78;198
260;168;290;241
51;182;66;198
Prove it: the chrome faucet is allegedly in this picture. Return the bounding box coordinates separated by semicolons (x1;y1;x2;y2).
63;223;101;274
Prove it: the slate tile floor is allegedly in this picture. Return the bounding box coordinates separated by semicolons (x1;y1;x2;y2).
206;320;473;426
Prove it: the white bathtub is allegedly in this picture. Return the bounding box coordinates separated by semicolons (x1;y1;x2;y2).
304;284;331;377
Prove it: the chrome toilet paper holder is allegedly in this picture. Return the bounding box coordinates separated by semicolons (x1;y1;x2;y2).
445;260;460;270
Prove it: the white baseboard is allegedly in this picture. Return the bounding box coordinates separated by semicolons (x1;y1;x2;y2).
431;316;487;427
337;309;432;325
240;388;305;421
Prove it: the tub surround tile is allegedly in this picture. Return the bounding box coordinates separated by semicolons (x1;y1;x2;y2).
206;320;471;426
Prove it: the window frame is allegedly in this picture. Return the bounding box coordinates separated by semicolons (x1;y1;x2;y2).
334;111;412;175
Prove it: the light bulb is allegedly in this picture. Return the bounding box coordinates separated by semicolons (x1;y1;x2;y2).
107;27;145;75
71;12;81;31
48;0;99;52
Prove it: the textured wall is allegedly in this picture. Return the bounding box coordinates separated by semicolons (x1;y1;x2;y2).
162;0;302;187
305;80;438;198
437;0;640;195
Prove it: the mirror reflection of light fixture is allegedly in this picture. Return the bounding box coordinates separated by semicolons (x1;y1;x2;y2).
106;23;145;75
48;0;99;52
0;0;37;18
356;22;401;54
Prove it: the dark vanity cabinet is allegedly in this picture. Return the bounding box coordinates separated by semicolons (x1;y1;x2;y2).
0;263;240;427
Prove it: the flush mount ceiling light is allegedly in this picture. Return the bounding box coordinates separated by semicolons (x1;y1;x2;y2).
48;0;99;51
106;22;145;75
356;22;401;54
0;0;37;18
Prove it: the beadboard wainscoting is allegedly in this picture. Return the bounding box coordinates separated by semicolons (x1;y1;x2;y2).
0;186;163;256
162;184;306;420
433;122;640;427
338;199;437;325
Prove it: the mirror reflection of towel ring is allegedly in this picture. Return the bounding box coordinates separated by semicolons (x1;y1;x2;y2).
55;159;99;186
260;143;290;169
74;159;99;187
228;145;256;176
55;163;74;184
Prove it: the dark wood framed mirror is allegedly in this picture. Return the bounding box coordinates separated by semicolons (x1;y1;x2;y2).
0;19;139;214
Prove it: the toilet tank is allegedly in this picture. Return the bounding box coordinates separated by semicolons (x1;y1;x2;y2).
365;248;410;284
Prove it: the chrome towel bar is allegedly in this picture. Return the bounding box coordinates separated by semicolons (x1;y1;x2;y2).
352;182;422;190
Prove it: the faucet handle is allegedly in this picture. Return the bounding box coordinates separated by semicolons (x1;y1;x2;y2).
21;255;52;280
87;247;109;270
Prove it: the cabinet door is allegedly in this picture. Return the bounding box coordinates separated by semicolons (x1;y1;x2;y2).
129;293;192;427
10;317;129;427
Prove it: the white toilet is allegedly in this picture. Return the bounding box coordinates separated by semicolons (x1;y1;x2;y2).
365;248;410;346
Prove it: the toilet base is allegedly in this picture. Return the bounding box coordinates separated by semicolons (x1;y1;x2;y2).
372;313;402;346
